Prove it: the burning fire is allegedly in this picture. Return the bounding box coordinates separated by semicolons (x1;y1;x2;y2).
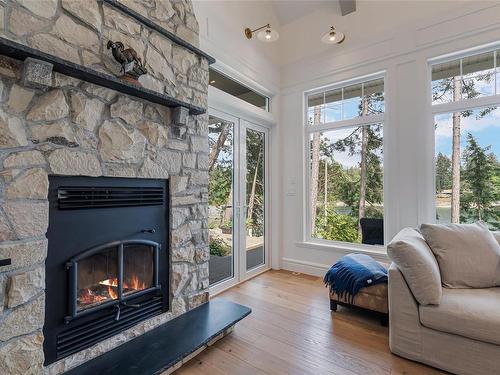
78;274;148;309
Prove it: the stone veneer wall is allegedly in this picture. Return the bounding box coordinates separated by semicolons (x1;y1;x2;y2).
0;0;209;374
0;0;206;108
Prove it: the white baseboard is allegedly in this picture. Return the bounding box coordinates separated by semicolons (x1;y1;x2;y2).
281;258;331;277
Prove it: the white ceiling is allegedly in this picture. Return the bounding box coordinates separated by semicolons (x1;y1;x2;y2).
270;0;338;26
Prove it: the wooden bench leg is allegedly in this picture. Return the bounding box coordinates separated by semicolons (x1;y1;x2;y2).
330;299;338;312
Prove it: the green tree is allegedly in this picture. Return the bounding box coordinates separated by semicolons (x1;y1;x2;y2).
333;123;383;225
432;68;495;222
246;129;265;237
460;133;499;228
435;152;452;193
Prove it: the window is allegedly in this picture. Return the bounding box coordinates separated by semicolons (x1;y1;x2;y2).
431;50;500;230
306;77;385;245
432;51;499;105
209;68;270;111
307;78;384;124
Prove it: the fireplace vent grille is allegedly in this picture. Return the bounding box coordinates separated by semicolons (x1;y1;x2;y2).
56;298;163;359
57;186;165;209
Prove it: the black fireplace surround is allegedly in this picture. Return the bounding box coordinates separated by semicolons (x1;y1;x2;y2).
44;176;169;365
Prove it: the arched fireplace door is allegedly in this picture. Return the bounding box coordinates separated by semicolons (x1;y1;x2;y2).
65;239;161;322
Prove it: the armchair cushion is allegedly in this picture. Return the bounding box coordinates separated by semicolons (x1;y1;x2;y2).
419;287;500;346
387;228;441;305
420;222;500;288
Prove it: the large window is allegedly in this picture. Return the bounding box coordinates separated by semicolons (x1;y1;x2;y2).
306;77;385;245
431;50;500;230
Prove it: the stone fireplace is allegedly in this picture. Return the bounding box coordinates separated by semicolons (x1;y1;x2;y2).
43;176;170;365
0;0;210;373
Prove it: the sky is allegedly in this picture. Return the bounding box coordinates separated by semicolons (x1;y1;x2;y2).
435;107;500;160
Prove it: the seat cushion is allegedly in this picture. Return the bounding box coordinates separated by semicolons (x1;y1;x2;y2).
387;228;441;305
420;287;500;346
420;222;500;288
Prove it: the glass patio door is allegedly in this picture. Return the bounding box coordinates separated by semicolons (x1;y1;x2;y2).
240;121;268;278
208;112;238;287
208;111;269;291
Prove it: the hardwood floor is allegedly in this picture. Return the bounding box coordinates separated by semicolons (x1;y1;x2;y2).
175;270;445;375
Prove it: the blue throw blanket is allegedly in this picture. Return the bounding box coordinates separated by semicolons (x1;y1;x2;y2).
324;253;387;304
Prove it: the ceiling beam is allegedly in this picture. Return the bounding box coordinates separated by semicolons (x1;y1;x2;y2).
339;0;356;16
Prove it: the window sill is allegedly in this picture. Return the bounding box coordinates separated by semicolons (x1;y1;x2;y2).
295;240;389;263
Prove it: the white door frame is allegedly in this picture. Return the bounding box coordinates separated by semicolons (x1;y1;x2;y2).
239;120;270;281
208;109;272;295
208;108;241;295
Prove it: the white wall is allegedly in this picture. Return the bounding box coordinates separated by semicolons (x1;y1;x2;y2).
193;0;500;277
280;1;500;276
192;1;283;270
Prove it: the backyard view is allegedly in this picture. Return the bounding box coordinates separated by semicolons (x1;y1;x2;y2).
208;116;266;285
432;51;500;230
208;116;234;285
308;79;384;245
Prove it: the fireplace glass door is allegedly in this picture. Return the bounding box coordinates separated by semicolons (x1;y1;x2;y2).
123;244;155;296
69;239;160;321
77;247;119;311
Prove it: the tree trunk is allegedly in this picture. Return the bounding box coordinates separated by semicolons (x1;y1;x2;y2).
451;76;461;223
358;126;368;227
324;160;328;218
208;123;228;172
310;107;321;233
358;97;369;235
247;147;261;221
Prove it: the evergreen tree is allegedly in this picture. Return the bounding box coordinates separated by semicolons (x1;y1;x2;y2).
435;152;452;193
432;67;495;222
460;133;498;227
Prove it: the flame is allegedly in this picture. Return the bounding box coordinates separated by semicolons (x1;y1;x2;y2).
100;278;118;287
129;274;146;290
108;285;118;299
79;274;148;308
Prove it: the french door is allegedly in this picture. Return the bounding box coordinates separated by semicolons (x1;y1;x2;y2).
208;109;269;293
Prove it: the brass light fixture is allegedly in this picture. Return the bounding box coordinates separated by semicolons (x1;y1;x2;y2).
244;24;279;42
321;26;346;44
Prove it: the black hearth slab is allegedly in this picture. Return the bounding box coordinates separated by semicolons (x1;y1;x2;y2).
64;299;251;375
0;37;206;115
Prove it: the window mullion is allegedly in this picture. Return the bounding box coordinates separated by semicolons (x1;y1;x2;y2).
305;114;385;133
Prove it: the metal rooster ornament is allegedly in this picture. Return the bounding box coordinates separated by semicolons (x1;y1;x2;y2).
106;40;147;86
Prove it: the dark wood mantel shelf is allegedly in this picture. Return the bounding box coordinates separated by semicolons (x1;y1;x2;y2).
0;37;207;115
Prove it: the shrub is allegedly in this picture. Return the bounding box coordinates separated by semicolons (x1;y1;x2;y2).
220;220;232;230
315;211;359;243
209;237;231;257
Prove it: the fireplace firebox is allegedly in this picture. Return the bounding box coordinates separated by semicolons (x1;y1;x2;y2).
44;176;169;365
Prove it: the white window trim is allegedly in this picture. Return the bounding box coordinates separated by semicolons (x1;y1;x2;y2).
303;73;387;250
429;45;500;226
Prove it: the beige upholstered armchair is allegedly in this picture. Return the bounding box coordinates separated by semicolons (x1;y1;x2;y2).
388;226;500;375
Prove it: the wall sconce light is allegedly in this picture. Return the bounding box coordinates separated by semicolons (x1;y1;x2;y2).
321;26;345;44
244;24;279;42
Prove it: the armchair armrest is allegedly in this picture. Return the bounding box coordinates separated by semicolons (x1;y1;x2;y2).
388;263;423;359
